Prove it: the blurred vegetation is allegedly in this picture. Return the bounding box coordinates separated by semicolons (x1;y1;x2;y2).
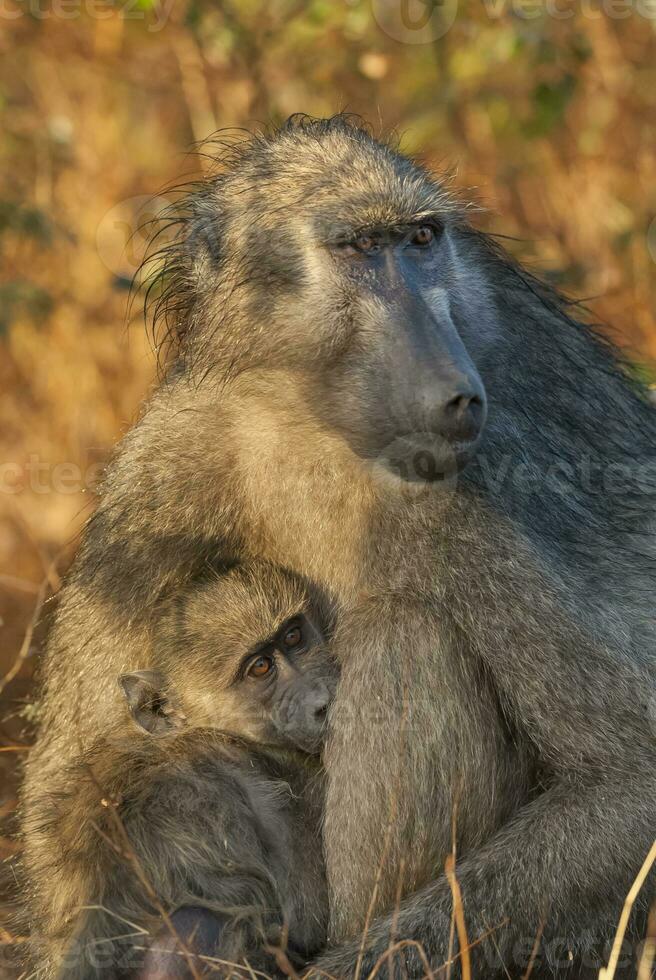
0;3;655;953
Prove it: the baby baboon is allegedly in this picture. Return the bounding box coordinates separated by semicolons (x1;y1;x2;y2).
24;117;656;979
28;562;335;979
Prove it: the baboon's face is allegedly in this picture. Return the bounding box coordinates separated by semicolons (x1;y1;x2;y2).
212;609;335;754
125;568;338;754
310;218;489;480
193;129;496;481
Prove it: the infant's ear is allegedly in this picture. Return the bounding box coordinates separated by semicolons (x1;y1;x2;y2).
118;670;187;735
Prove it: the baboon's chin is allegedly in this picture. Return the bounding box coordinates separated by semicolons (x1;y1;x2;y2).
288;736;322;755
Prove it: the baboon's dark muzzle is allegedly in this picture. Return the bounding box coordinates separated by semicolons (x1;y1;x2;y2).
386;291;487;474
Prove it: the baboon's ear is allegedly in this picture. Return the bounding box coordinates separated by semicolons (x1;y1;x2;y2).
118;671;187;736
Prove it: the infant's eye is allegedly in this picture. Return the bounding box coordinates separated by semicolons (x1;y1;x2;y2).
282;623;303;649
410;225;434;247
248;654;275;678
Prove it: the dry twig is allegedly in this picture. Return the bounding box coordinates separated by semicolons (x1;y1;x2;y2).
599;839;656;980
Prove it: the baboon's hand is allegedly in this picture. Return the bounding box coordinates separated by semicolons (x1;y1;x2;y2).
304;898;453;980
305;939;437;980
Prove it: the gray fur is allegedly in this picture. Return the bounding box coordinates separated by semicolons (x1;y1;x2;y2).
22;116;656;978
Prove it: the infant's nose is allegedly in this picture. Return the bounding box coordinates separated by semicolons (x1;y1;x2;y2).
311;685;331;723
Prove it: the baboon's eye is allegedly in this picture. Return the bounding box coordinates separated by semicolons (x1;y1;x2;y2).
354;234;379;254
410;225;434;247
247;654;275;678
282;621;303;649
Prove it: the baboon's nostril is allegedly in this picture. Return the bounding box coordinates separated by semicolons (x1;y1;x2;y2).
444;392;482;417
440;391;484;443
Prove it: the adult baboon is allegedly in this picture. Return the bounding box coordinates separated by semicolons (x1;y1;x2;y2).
26;561;334;979
23;116;656;978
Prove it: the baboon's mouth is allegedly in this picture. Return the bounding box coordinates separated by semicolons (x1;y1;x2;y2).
291;732;323;755
368;430;480;485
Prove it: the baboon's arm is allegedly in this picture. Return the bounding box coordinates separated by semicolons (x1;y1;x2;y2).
312;770;654;978
315;566;656;978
